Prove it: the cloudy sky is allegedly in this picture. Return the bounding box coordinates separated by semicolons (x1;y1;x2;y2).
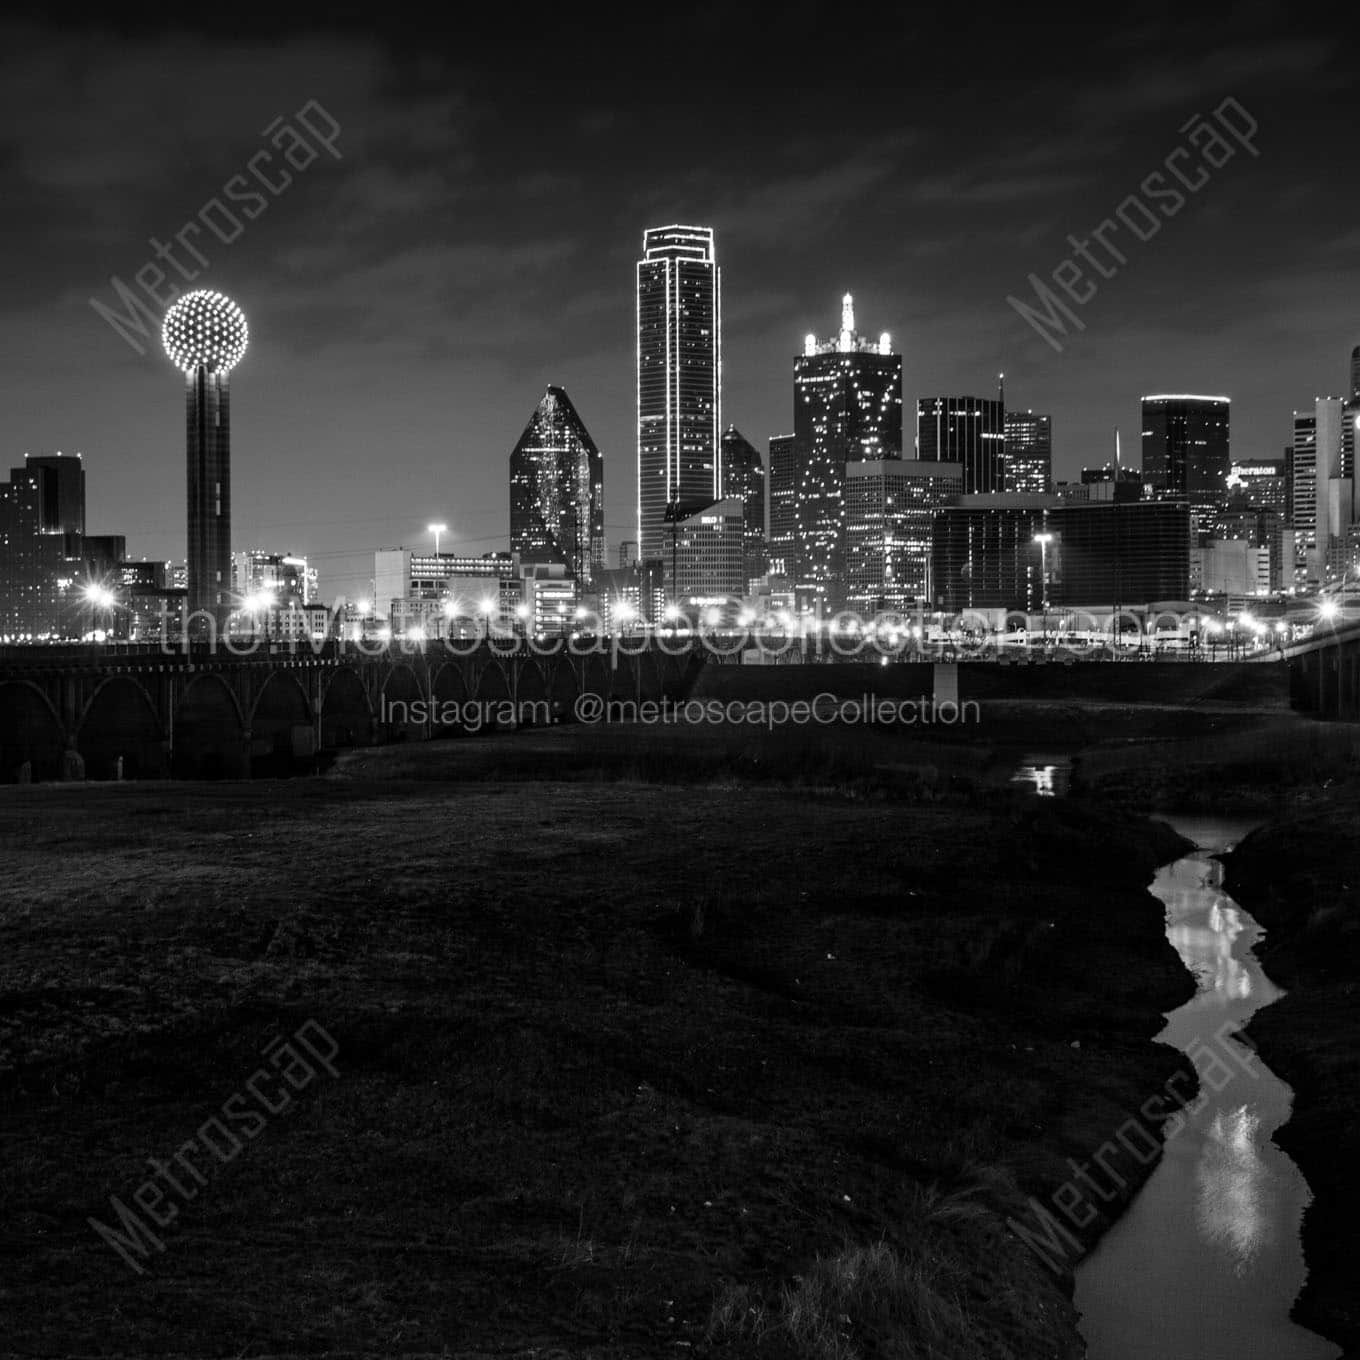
1;2;1356;599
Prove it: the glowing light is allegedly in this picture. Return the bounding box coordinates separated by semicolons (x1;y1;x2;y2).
405;625;426;642
242;590;274;614
356;598;372;615
1319;599;1340;621
615;601;637;624
162;290;248;373
480;596;497;615
82;583;115;608
878;331;891;355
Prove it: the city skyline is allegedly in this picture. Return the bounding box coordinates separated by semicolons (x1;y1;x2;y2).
1;7;1358;603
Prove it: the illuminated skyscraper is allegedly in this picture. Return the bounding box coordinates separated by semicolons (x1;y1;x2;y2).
162;290;248;626
719;425;767;587
1139;395;1230;508
1003;410;1052;494
636;226;721;566
918;396;1005;494
767;434;797;578
793;295;902;609
509;386;604;584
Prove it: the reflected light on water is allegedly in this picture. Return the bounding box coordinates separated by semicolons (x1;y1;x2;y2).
1197;1105;1271;1273
1011;764;1056;795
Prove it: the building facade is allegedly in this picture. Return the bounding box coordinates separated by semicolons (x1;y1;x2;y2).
636;226;721;566
845;459;962;613
918;396;1005;494
1140;395;1230;508
793;295;902;610
719;425;767;589
766;434;797;579
509;386;605;585
672;498;744;612
0;454;86;640
1003;410;1052;494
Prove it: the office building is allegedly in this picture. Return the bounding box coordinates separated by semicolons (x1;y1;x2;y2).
1051;500;1192;605
636;226;721;566
162;290;249;627
374;548;519;635
1080;464;1143;502
509;386;604;585
845;459;962;613
1227;458;1289;516
719;425;767;588
672;498;744;611
930;495;1055;612
767;434;797;579
1003;411;1052;494
918;395;1005;494
793;295;903;609
0;454;86;640
1140;394;1230;508
231;550;311;607
930;495;1190;610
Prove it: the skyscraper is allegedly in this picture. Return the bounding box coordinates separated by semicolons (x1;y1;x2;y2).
0;454;86;640
719;425;767;588
767;434;797;578
1139;395;1230;508
162;290;248;627
509;386;604;584
1292;408;1318;582
845;459;962;612
918;396;1006;494
636;226;721;566
793;295;902;610
1003;411;1052;494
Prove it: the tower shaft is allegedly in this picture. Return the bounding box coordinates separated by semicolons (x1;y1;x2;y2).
186;367;231;628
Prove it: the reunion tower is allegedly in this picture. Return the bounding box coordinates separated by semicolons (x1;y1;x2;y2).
162;290;248;628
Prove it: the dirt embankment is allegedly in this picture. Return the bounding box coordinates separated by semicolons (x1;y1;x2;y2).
0;736;1196;1359
1224;786;1360;1355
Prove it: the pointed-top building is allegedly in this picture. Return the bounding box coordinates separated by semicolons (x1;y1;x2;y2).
509;386;604;584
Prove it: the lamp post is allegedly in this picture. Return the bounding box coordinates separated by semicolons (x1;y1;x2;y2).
427;522;448;559
1034;533;1053;649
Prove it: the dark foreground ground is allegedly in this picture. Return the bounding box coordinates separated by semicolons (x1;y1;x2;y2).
0;721;1200;1360
1225;786;1360;1355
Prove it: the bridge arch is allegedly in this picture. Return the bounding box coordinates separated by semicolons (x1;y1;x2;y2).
77;675;166;779
0;680;65;782
172;673;247;779
381;663;426;740
250;671;314;774
320;667;372;748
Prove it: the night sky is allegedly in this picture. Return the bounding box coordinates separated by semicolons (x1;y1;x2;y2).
1;3;1356;600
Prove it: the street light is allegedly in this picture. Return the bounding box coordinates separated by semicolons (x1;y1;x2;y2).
1034;533;1053;647
427;522;448;558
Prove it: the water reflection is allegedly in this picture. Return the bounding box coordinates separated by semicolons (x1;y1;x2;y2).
1075;820;1339;1360
1009;754;1071;796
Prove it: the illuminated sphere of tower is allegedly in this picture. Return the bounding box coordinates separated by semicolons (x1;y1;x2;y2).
162;290;248;373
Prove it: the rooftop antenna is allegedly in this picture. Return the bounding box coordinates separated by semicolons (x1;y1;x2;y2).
998;372;1005;405
1115;428;1121;468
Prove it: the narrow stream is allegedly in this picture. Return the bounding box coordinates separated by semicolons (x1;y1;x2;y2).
1073;817;1340;1360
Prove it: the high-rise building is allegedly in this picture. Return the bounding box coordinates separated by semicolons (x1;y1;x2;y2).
1227;458;1289;516
0;454;86;640
793;295;902;610
636;226;721;566
918;396;1006;495
162;290;248;627
1051;500;1192;605
930;495;1054;611
672;498;745;613
509;386;605;585
767;434;797;578
1003;411;1052;494
23;453;85;536
1292;409;1318;582
374;549;519;635
845;459;962;613
1080;465;1143;502
719;425;767;588
1140;395;1230;509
